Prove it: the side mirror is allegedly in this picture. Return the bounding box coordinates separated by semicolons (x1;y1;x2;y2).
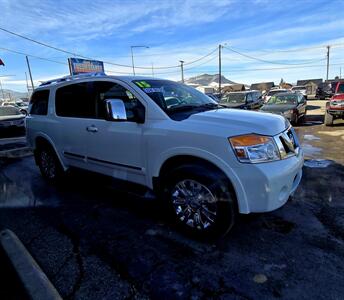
106;99;127;121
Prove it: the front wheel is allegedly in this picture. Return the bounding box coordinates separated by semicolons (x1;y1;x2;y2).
324;111;334;126
162;164;237;238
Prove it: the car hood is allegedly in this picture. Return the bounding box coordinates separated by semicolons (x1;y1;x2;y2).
220;103;245;108
186;108;288;136
0;115;25;121
260;104;296;113
332;94;344;100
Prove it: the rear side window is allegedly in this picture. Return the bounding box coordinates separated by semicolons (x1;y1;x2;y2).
55;82;96;118
30;90;50;115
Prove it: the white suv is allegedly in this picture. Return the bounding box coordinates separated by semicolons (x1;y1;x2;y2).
26;73;304;237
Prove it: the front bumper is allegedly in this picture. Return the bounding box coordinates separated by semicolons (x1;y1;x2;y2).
233;148;304;213
328;109;344;116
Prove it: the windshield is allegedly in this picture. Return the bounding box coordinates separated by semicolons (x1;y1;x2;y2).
16;102;27;107
133;80;216;111
267;90;286;96
267;94;297;105
337;83;344;93
220;93;246;104
0;106;21;116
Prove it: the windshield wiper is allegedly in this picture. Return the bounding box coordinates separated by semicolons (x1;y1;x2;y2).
198;103;226;109
167;104;200;112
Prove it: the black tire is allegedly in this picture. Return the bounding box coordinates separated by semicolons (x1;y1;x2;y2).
35;145;64;182
161;164;237;238
291;113;298;126
324;111;334;126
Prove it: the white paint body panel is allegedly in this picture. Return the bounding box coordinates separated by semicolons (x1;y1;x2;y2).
26;75;304;214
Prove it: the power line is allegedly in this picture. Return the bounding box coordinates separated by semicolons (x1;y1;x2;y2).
181;62;344;73
223;46;326;65
0;47;67;65
137;52;219;76
0;26;218;70
0;46;135;75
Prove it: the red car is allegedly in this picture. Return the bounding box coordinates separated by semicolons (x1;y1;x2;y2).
325;82;344;126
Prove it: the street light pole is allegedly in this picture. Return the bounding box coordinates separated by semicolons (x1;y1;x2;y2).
219;44;222;96
130;45;150;76
179;60;185;83
26;56;34;90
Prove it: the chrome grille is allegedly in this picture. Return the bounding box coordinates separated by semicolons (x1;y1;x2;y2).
274;127;299;159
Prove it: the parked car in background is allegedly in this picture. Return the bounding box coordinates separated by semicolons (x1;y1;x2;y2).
2;101;29;115
0;106;26;138
219;91;262;110
291;86;307;99
26;73;303;237
260;92;307;125
316;84;333;100
206;93;220;102
263;89;289;103
325;82;344;126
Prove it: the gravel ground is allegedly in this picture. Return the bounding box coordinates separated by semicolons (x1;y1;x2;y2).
0;112;343;299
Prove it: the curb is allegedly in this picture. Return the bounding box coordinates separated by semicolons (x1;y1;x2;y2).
0;229;62;300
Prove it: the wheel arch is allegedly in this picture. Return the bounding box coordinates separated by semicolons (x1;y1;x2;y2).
153;154;249;213
34;135;67;170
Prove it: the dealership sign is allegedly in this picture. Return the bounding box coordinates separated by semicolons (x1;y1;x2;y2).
68;58;104;75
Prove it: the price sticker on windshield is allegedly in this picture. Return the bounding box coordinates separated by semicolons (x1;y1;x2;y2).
143;87;162;93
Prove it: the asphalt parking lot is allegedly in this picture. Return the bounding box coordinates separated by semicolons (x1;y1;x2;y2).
0;101;344;299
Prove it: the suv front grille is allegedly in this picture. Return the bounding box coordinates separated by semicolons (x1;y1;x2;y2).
274;127;300;159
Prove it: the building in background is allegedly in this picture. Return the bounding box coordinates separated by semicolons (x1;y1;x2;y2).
296;79;323;95
250;82;275;92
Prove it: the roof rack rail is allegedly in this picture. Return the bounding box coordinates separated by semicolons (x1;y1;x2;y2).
39;72;107;87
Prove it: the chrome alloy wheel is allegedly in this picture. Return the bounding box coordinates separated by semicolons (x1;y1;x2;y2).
40;151;56;179
171;179;217;230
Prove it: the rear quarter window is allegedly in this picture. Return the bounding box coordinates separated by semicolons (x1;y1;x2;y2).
30;90;50;115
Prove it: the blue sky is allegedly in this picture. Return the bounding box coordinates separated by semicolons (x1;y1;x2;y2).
1;0;344;91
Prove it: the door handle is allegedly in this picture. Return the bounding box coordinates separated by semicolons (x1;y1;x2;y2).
86;125;98;133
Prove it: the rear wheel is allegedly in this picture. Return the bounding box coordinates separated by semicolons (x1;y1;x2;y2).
162;164;236;238
36;146;64;182
324;111;334;126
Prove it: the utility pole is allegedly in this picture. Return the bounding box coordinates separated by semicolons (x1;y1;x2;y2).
179;60;184;83
326;45;330;81
0;80;5;101
26;56;34;90
219;44;222;96
340;67;342;79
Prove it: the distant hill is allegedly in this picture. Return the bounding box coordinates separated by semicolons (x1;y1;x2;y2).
0;89;29;101
185;74;235;86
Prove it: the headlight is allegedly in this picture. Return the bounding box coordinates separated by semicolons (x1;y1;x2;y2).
229;134;280;163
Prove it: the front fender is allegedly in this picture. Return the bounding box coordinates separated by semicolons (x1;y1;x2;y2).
150;147;250;213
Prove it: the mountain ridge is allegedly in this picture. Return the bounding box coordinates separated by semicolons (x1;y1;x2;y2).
185;73;235;86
